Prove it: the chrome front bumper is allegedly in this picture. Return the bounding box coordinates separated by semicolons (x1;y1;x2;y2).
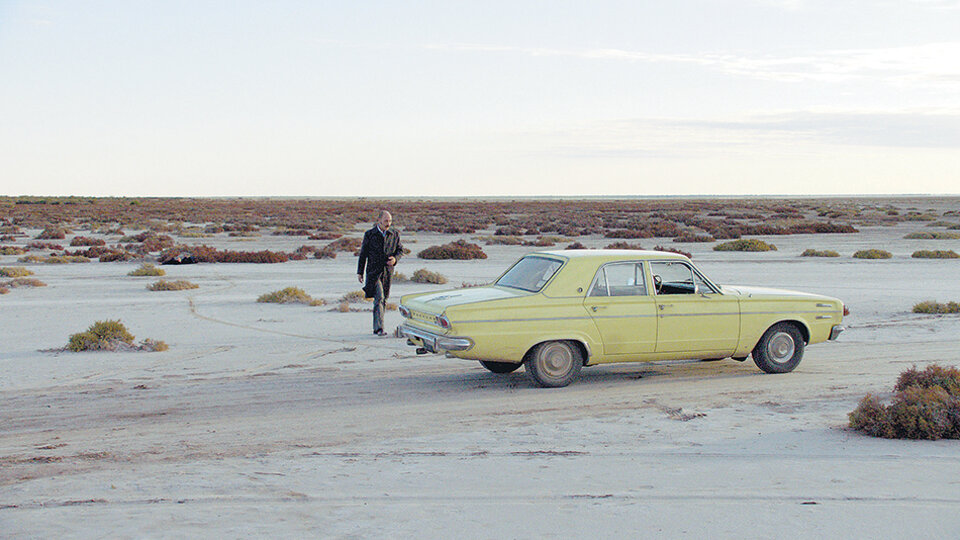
399;323;473;353
829;325;845;341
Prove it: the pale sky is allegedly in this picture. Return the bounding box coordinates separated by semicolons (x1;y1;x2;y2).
1;1;959;197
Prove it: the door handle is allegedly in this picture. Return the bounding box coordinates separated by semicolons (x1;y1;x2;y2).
658;304;674;311
591;306;607;312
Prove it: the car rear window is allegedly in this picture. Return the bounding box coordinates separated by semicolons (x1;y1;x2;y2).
496;256;564;292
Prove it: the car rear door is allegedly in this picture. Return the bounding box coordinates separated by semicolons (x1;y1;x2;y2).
583;261;658;356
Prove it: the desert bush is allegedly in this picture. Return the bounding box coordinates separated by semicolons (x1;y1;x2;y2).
147;279;199;291
853;249;892;259
1;246;27;256
654;245;692;258
912;250;959;259
0;267;33;277
714;239;777;252
158;246;288;264
99;250;140;262
339;290;368;303
0;235;14;242
308;231;342;240
336;302;351;312
495;226;524;236
480;235;523;245
565;242;587;250
16;254;43;263
904;231;960;240
36;227;68;240
849;364;960;440
326;237;362;252
418;239;487;260
19;255;90;264
257;286;325;306
912;300;960;314
673;234;714;243
0;286;8;295
605;241;644;250
66;319;167;352
411;268;448;284
392;271;408;281
128;263;165;276
27;241;64;250
787;222;858;234
69;236;106;247
1;277;46;288
314;247;337;259
801;249;841;257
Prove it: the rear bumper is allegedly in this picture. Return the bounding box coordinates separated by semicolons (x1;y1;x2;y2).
829;325;844;341
399;323;474;353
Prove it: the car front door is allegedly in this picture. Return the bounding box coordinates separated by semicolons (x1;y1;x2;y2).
649;260;740;354
583;261;658;356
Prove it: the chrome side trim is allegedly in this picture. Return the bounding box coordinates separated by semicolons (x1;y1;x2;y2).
399;324;473;351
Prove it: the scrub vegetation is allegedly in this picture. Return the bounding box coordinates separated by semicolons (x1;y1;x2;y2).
913;301;960;314
127;263;165;276
66;319;169;352
257;287;325;306
849;364;960;440
801;249;841;257
0;266;33;277
411;268;448;284
418;239;487;260
147;279;199;291
904;231;960;240
911;250;959;259
713;239;777;252
853;249;892;259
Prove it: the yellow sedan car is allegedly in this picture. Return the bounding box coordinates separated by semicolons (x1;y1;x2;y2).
399;250;845;387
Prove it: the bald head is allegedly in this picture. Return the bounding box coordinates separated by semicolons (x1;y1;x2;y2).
377;210;392;231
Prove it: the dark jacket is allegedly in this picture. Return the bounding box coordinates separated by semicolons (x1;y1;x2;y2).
357;225;403;299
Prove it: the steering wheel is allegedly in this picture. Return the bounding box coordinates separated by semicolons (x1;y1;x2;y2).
653;274;662;293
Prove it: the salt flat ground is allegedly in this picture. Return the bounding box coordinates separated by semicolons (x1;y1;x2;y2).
2;218;960;538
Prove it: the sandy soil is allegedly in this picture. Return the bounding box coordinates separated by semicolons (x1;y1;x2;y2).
3;201;960;538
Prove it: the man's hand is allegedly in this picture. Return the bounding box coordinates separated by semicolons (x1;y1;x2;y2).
357;274;363;283
387;256;396;266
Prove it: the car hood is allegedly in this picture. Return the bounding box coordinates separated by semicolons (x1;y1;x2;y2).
720;285;828;300
401;286;528;315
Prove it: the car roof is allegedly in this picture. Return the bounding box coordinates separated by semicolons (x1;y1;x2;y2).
533;249;690;261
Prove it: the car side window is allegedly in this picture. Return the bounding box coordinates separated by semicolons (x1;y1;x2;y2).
650;261;698;295
588;263;646;297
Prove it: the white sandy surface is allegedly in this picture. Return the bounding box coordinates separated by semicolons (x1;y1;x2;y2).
2;220;960;538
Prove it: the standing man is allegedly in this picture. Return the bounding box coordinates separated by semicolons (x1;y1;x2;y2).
357;210;403;336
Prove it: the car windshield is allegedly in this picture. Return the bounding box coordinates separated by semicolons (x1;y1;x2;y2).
496;256;564;292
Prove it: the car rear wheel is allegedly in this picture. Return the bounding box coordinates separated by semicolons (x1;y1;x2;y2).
753;323;805;373
524;341;582;388
480;360;521;374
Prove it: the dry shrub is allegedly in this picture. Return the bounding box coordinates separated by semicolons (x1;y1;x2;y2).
713;239;777;252
313;247;337;259
16;254;43;263
392;271;408;281
605;241;644;250
0;267;33;278
480;235;523;245
913;300;960;314
418;239;487;260
36;227;67;240
904;231;960;240
20;255;90;264
524;237;556;247
27;241;64;250
912;250;959;259
99;250;140;262
339;290;368;303
309;231;342;240
853;249;892;259
147;279;199;291
128;263;165;276
1;277;46;288
0;286;8;295
336;302;351;312
801;249;840;257
0;246;27;256
158;245;288;264
326;237;362;252
69;236;106;247
565;242;587;250
411;268;448;284
654;245;693;259
849;364;960;440
258;287;325;306
67;320;167;353
787;222;858;234
673;234;714;243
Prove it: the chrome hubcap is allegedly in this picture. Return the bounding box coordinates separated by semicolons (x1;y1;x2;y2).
767;332;795;363
539;343;573;378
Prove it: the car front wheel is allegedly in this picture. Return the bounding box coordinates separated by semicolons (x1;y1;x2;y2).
524;341;583;388
753;323;805;373
480;360;521;374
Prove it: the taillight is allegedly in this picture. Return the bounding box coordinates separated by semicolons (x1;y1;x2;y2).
437;314;451;329
399;305;410;318
843;305;850;316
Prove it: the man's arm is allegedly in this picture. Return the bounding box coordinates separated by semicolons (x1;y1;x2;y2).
357;231;369;279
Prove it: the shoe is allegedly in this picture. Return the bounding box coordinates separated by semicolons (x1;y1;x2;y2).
374;329;387;336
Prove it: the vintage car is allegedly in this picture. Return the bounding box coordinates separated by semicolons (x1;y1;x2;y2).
398;250;845;387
